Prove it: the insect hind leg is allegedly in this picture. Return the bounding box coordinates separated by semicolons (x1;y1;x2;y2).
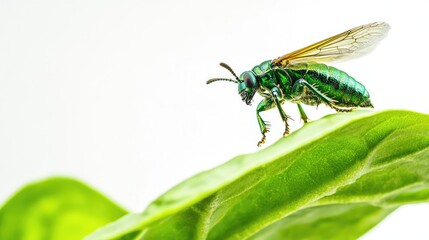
291;79;352;112
331;106;354;112
296;103;310;123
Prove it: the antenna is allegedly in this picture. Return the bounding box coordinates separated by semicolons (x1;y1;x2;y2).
206;62;241;85
206;78;238;84
219;62;239;80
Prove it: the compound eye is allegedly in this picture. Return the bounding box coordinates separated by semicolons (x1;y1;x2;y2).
243;72;255;88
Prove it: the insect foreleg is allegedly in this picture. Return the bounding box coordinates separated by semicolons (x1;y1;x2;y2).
256;98;275;147
271;87;291;137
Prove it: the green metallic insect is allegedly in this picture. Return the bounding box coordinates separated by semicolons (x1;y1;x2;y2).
207;22;390;146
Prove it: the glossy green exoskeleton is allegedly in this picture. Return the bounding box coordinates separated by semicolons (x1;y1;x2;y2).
207;22;390;146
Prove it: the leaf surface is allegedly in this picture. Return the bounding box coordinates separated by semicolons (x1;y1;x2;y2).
86;110;429;240
0;177;127;240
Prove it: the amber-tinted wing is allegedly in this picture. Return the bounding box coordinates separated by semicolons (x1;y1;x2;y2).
272;22;390;66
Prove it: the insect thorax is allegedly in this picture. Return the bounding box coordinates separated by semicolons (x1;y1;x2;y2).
250;60;294;99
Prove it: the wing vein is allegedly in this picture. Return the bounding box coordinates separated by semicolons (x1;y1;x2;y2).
272;22;390;66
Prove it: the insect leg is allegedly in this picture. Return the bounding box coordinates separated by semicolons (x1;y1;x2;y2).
331;106;354;112
256;98;275;146
292;79;338;109
271;87;291;137
296;103;309;123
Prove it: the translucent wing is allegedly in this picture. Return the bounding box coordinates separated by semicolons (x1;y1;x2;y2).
272;22;390;66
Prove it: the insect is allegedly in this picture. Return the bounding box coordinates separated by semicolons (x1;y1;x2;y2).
207;22;390;146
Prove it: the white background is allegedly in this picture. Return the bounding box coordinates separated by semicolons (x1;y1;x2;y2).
0;0;428;239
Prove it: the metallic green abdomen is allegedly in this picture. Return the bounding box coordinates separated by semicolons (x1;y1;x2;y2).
286;63;371;107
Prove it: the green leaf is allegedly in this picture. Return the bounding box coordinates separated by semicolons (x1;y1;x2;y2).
86;110;429;240
250;203;395;240
0;177;127;240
